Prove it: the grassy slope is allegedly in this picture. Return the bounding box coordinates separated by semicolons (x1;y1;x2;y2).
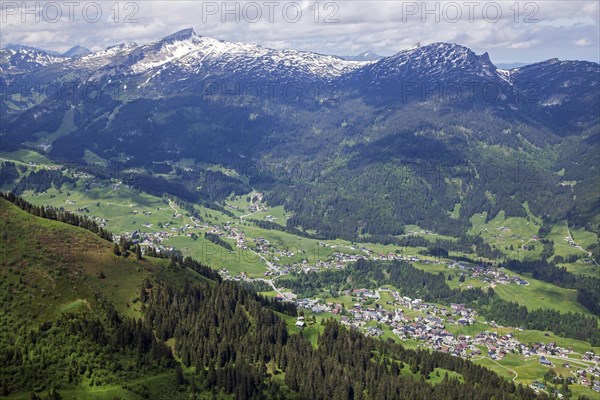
414;261;595;316
0;198;207;399
22;184;180;235
466;210;599;315
0;149;54;165
469;211;543;260
492;279;591;316
0;197;163;319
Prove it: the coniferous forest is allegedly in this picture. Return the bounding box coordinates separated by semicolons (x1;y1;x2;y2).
142;270;548;400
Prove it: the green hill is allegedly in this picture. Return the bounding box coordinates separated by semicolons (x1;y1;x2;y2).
0;196;166;320
0;197;201;398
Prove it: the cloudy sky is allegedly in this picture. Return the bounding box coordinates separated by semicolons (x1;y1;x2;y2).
1;0;599;64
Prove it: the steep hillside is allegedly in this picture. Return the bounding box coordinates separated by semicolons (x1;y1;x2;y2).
0;197;181;398
0;197;165;319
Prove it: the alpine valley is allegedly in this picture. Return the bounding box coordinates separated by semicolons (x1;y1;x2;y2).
0;29;599;400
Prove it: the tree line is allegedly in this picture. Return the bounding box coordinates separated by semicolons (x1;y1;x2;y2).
10;169;75;196
204;232;234;251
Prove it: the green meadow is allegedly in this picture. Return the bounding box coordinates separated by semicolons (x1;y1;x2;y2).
492;277;593;316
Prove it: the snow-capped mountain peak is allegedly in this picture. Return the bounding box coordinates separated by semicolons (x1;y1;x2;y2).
79;28;365;83
160;27;198;43
360;42;503;83
0;47;66;75
2;31;597;111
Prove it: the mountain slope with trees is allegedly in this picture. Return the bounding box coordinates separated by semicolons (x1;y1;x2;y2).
1;30;599;239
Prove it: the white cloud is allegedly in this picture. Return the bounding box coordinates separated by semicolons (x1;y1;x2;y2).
575;38;591;46
508;40;541;49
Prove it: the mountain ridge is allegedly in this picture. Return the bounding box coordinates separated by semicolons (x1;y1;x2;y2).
5;30;597;100
1;28;599;238
4;28;597;81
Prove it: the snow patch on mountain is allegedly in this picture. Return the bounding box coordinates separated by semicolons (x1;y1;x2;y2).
0;48;66;75
119;28;364;82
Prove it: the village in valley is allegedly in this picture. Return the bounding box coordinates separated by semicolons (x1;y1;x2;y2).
16;172;600;398
287;288;600;396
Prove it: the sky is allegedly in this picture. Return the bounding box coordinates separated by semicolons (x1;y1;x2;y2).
1;0;599;64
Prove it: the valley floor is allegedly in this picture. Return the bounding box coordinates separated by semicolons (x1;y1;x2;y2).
2;156;599;398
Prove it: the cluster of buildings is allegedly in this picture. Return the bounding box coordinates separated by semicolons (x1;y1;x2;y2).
446;262;530;286
575;352;600;391
289;288;599;385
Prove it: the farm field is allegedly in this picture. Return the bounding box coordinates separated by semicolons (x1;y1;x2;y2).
469;211;544;260
559;261;600;278
163;235;267;277
0;149;54;165
476;354;597;400
413;261;597;317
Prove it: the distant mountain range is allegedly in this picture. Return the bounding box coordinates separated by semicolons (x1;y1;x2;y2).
1;28;599;237
495;62;530;69
4;43;91;57
0;41;534;67
2;28;596;106
340;51;383;61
